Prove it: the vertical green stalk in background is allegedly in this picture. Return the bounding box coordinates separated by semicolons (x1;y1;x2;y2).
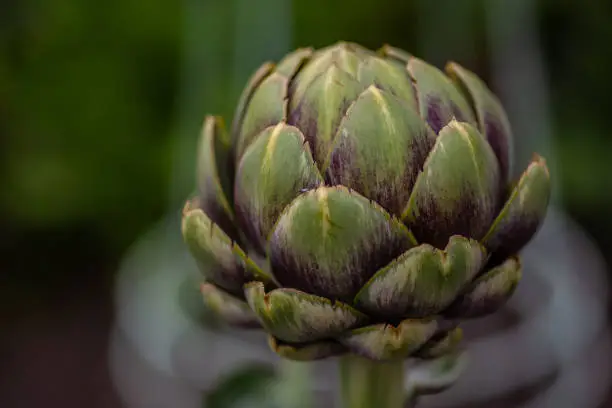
231;0;292;99
171;0;292;207
171;0;226;207
339;356;406;408
485;0;558;199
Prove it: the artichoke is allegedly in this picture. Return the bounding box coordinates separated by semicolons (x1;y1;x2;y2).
182;42;551;362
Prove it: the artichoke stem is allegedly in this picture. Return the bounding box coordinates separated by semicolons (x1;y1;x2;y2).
339;355;408;408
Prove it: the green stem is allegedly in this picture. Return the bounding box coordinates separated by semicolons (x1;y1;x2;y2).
339;355;408;408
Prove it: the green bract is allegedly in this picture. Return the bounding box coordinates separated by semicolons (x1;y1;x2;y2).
182;42;551;362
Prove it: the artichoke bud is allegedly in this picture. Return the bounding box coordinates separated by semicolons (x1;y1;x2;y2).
182;42;552;362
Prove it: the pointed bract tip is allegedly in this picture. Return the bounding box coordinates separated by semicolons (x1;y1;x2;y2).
243;280;265;292
200;282;214;293
444;61;462;75
377;44;413;63
378;44;394;53
530;152;547;166
181;197;199;216
203;114;223;127
527;153;550;179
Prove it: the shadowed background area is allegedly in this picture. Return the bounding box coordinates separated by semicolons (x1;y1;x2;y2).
1;0;611;407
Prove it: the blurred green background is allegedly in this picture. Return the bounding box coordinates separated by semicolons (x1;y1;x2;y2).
1;0;611;407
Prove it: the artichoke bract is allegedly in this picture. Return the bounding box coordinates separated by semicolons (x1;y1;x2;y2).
182;42;551;362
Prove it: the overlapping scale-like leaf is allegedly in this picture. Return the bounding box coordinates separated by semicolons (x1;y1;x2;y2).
230;62;274;146
403;121;501;248
267;336;346;361
235;73;288;158
234;123;323;253
339;318;439;361
290;43;365;102
275;47;313;77
234;49;311;158
354;236;485;319
196;116;237;240
407;58;477;133
326;86;435;216
245;282;368;343
269;186;414;302
378;44;412;64
483;156;551;259
182;202;273;297
356;57;417;110
445;256;522;318
316;42;365;77
447;62;513;182
288;65;365;166
200;282;260;328
415;327;463;359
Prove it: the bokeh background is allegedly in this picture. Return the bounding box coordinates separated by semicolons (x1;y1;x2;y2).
2;0;612;407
